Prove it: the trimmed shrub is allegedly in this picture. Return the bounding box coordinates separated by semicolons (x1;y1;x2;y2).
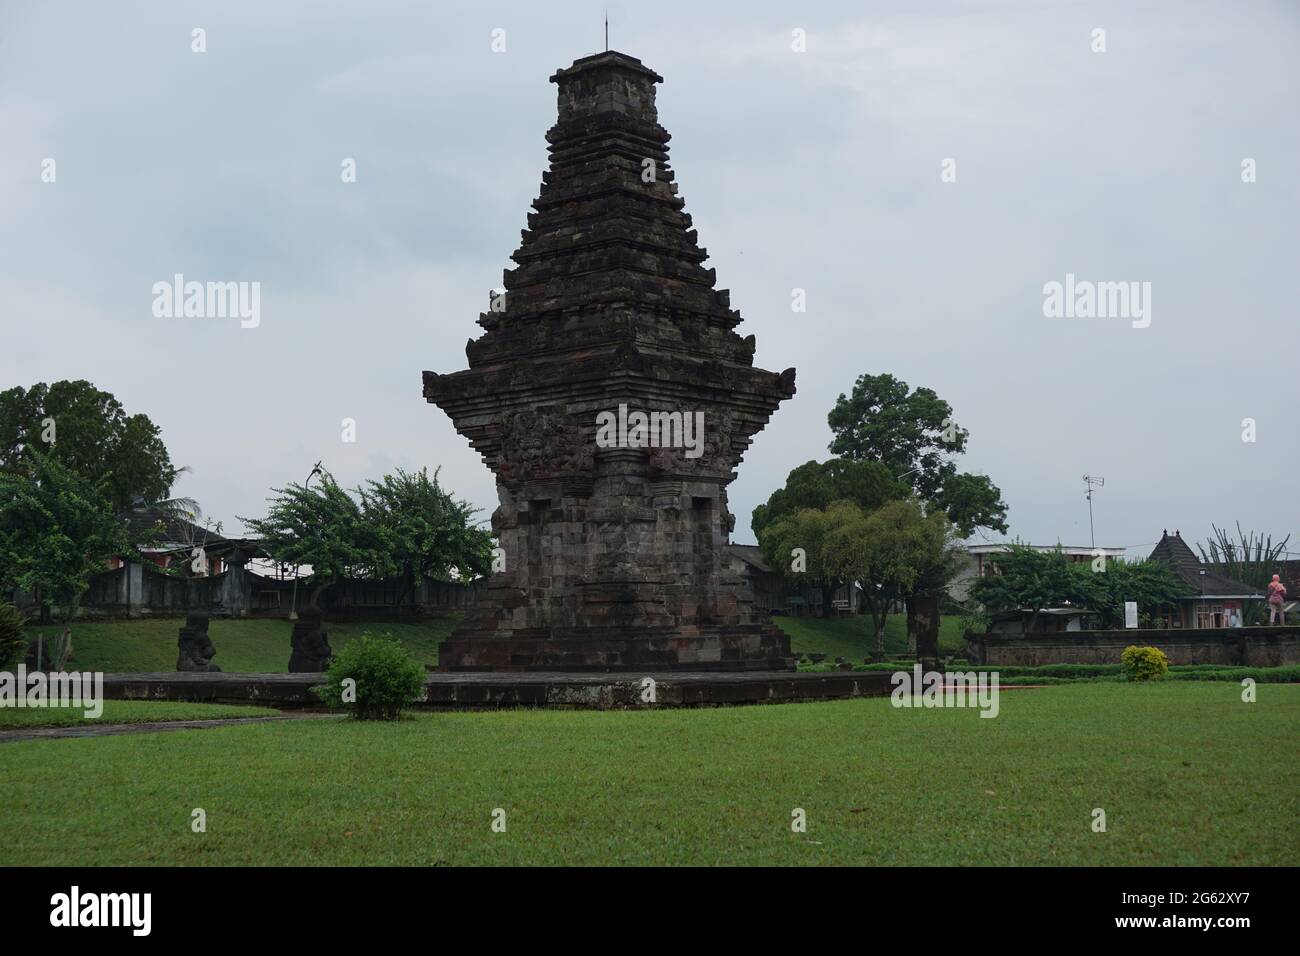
0;604;26;667
314;633;425;720
1121;645;1169;682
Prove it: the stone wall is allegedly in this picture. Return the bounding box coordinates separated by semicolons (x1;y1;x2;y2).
12;562;480;620
965;626;1300;667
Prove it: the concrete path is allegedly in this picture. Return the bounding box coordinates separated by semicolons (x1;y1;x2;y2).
0;712;341;744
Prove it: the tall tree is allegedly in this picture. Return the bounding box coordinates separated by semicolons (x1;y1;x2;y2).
823;498;956;658
0;380;176;514
1074;559;1190;629
0;450;132;626
827;373;1008;536
242;467;493;609
968;545;1086;634
360;467;493;611
240;471;378;605
757;501;857;618
752;458;904;536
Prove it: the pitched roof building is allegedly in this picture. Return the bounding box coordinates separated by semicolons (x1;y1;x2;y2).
1147;529;1263;628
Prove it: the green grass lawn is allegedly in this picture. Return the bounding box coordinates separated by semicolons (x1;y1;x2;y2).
23;616;459;673
776;613;965;660
22;613;943;673
2;682;1294;865
0;700;280;730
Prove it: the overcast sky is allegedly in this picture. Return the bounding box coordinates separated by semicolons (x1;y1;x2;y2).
2;0;1296;558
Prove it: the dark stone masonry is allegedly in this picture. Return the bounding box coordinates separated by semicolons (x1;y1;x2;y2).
424;51;796;671
288;607;335;672
966;626;1300;667
176;613;220;672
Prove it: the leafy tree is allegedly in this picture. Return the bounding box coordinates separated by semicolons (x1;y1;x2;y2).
932;472;1008;539
827;373;1008;536
0;603;26;667
0;380;176;514
752;458;904;536
1074;559;1190;629
360;467;493;611
240;471;379;605
823;498;956;658
0;451;133;627
968;544;1085;634
757;501;858;618
242;467;492;609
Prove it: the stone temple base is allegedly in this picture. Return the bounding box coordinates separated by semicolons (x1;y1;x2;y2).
437;624;794;672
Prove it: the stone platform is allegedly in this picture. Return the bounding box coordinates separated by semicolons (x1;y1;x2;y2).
101;670;894;709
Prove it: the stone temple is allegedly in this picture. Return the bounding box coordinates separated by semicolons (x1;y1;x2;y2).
424;51;796;671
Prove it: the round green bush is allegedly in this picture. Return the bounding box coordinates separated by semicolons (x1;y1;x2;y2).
1121;645;1169;682
0;603;27;668
313;633;425;720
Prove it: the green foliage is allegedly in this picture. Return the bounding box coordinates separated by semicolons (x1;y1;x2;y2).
242;468;490;603
0;451;133;621
1196;522;1290;589
1074;559;1191;628
0;380;175;514
826;373;1008;535
932;472;1008;539
758;500;858;592
314;633;426;720
360;467;492;590
971;549;1191;630
0;602;26;667
968;544;1085;631
1196;523;1290;624
751;458;904;535
240;470;379;589
822;498;958;655
1121;645;1170;682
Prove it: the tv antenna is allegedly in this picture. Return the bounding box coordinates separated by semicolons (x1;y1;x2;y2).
605;10;609;51
1083;475;1104;550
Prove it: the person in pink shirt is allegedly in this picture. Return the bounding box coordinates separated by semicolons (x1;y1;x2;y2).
1267;574;1287;624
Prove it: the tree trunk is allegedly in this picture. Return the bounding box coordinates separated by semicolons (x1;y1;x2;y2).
865;598;887;661
909;592;941;670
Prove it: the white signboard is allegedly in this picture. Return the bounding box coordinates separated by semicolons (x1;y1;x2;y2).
1124;601;1138;629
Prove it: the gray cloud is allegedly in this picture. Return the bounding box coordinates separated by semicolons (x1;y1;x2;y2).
1;0;1296;558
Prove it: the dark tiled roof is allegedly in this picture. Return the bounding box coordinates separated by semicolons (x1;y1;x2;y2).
1147;530;1264;598
123;506;220;549
725;543;774;574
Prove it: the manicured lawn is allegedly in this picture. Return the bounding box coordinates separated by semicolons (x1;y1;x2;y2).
2;682;1294;865
776;613;966;660
23;613;950;674
0;701;280;730
22;617;459;673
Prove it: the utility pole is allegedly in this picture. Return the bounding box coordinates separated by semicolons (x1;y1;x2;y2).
1083;475;1104;550
288;460;323;620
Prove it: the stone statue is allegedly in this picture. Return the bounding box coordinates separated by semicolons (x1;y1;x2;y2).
288;606;334;672
176;614;220;672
